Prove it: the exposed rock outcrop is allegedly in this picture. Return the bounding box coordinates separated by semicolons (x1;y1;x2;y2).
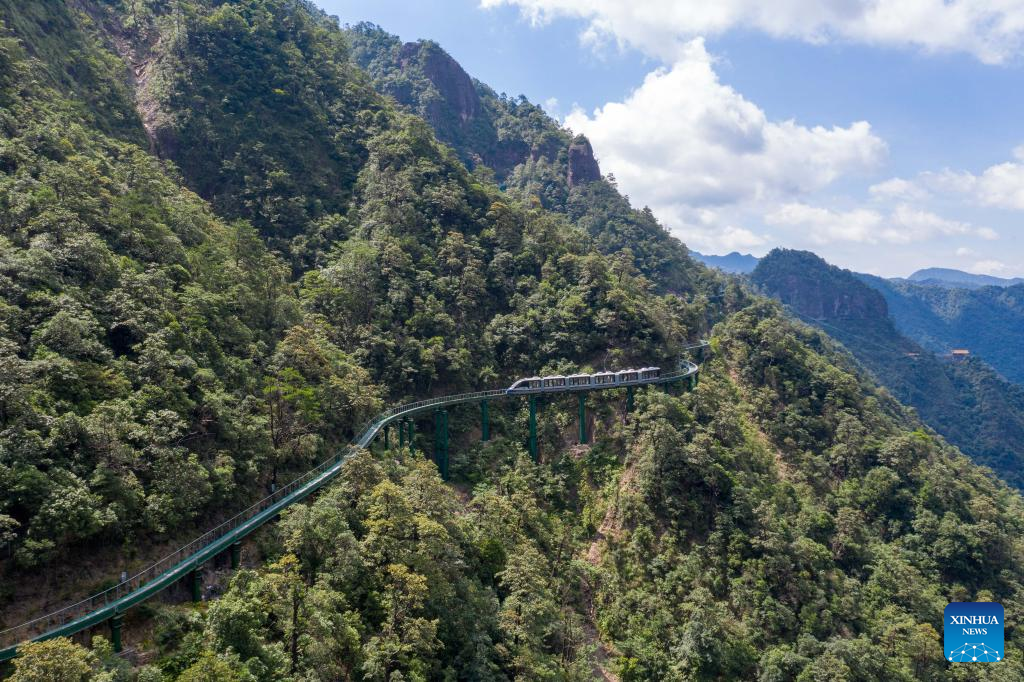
567;135;601;187
400;41;480;126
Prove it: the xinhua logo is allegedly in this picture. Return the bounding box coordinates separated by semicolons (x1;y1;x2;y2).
944;602;1004;662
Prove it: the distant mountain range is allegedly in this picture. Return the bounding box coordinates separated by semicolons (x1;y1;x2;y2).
690;250;760;274
907;268;1024;289
856;274;1024;385
753;249;1024;489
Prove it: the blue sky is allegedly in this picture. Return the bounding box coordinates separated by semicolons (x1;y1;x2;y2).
319;0;1024;278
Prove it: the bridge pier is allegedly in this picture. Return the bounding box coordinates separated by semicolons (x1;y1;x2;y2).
435;409;449;480
399;419;406;447
110;613;123;653
407;419;415;454
578;393;588;444
230;542;242;570
383;424;389;449
188;568;201;603
690;372;698;390
481;400;490;441
528;395;538;462
626;385;635;413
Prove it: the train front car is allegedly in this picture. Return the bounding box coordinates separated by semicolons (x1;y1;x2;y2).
506;376;543;394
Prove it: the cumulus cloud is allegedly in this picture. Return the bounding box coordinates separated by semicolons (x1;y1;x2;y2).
865;146;1024;211
482;0;1024;63
560;39;885;249
974;259;1009;274
766;203;998;245
913;163;1024;211
869;177;930;202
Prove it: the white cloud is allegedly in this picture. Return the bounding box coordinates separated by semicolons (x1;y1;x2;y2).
560;39;885;249
921;162;1024;210
483;0;1024;64
869;177;929;201
955;246;977;256
974;259;1009;274
766;202;997;245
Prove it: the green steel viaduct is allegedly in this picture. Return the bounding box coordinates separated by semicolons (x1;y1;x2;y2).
0;342;707;662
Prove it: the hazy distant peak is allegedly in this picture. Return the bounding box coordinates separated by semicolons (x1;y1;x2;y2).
690;250;759;274
908;267;1024;289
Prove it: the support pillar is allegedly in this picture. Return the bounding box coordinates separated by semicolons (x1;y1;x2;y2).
188;568;201;603
383;424;389;449
407;419;415;454
399;420;406;448
481;400;490;442
690;372;698;390
578;393;588;444
230;542;241;570
528;395;538;462
626;385;635;413
110;613;123;653
435;409;449;481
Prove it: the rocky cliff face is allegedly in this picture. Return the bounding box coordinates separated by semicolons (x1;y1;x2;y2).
752;249;889;321
400;41;480;127
567;135;601;187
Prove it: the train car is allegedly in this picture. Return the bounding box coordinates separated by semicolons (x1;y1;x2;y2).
639;367;661;380
506;376;543;393
507;366;662;394
617;369;639;383
567;373;591;388
542;375;567;389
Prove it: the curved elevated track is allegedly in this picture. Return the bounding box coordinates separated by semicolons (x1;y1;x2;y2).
0;343;707;661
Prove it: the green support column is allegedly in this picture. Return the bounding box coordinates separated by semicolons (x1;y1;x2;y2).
399;420;406;447
188;568;201;603
434;409;443;468
626;385;635;413
481;400;490;441
578;393;588;444
407;419;415;454
230;541;241;570
110;613;124;653
528;395;538;462
439;409;449;481
383;424;389;449
690;372;698;390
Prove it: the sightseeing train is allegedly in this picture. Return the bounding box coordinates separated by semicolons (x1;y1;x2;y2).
506;367;661;394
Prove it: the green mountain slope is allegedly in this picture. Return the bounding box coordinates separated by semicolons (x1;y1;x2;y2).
858;273;1024;385
344;22;703;295
2;2;1024;681
754;249;1024;489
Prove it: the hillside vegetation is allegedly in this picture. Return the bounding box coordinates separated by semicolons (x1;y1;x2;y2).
859;274;1024;385
1;2;1024;681
753;249;1024;490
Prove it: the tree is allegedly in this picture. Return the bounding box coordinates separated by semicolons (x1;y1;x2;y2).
8;638;98;682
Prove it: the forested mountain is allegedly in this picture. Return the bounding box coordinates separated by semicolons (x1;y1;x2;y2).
907;268;1024;289
2;2;1024;681
754;249;1024;489
858;274;1024;385
690;251;760;274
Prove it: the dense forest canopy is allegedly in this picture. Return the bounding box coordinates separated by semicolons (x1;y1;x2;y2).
0;1;1023;681
754;249;1024;490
